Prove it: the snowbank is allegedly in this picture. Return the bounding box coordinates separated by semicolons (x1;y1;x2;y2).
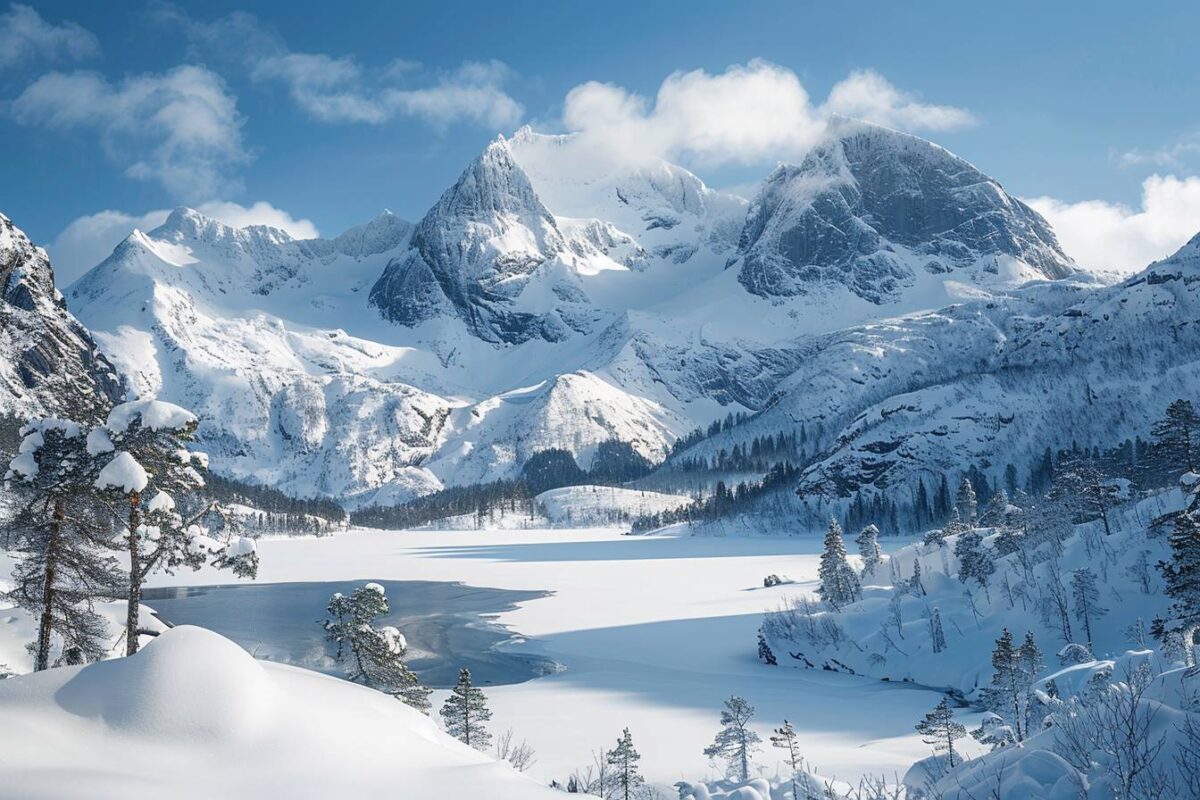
0;626;558;799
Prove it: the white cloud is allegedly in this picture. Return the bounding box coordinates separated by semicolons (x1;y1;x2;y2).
49;201;319;285
11;65;248;200
0;4;99;69
822;69;976;132
1025;174;1200;275
162;6;522;129
252;54;523;129
1114;131;1200;170
558;60;974;169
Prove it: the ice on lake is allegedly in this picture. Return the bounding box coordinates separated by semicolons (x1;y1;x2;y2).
141;580;555;687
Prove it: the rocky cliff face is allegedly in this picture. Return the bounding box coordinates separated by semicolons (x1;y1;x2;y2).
0;213;121;420
732;118;1076;304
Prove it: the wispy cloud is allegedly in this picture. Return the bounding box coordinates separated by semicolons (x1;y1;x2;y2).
1025;174;1200;275
161;5;523;129
1114;131;1200;171
0;3;99;69
557;60;975;169
12;65;248;200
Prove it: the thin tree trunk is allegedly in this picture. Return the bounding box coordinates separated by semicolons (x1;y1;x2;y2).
125;492;142;656
35;499;65;671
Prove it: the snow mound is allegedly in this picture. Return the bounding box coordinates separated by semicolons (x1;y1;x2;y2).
0;626;558;799
107;399;197;433
55;626;275;743
94;451;148;493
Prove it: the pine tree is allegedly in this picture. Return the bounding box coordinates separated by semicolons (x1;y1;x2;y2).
1162;506;1200;665
1152;398;1200;475
914;699;966;767
770;720;806;800
956;476;977;527
1069;568;1107;645
817;519;861;609
605;728;643;800
3;418;124;669
855;524;882;578
984;629;1025;740
954;529;995;600
440;668;492;750
1016;632;1044;736
93;401;258;655
930;608;946;654
910;559;925;596
703;695;762;782
324;584;431;712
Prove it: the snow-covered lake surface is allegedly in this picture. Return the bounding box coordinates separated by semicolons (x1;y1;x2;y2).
142;580;554;687
146;526;942;786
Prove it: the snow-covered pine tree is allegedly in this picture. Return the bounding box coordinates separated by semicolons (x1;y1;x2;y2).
1162;504;1200;665
1060;459;1119;537
440;667;492;750
324;584;431;712
855;524;882;578
910;560;925;596
979;489;1010;528
1017;632;1045;736
817;519;861;609
954;529;995;601
1069;568;1107;645
984;628;1025;740
930;608;946;654
93;400;258;655
703;695;762;782
1151;398;1200;475
955;476;977;527
914;699;966;767
605;728;643;800
770;720;806;800
3;418;124;669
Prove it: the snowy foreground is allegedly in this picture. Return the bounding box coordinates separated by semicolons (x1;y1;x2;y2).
141;527;940;789
0;625;558;799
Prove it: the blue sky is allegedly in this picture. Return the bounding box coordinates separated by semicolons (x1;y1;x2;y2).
3;0;1200;281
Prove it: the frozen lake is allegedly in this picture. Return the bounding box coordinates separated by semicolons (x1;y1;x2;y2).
142;580;555;687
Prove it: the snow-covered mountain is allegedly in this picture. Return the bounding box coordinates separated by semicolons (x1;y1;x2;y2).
730;118;1077;306
0;213;121;420
56;118;1177;510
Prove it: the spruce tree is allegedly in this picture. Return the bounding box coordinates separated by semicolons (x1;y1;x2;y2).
605;728;643;800
440;667;492;750
324;584;431;712
3;419;124;669
1152;398;1200;475
985;629;1024;740
956;476;978;527
703;695;762;782
910;560;925;596
855;524;882;578
1162;507;1200;665
770;720;805;800
914;699;966;767
954;529;995;600
1016;632;1044;736
817;519;861;609
1070;568;1107;645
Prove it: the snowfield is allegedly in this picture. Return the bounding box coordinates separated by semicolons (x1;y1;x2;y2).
132;526;944;789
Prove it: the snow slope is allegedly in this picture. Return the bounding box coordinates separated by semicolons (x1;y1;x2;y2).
0;625;558;799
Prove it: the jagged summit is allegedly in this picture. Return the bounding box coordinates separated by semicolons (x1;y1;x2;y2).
368;138;583;344
0;212;121;417
731;118;1077;304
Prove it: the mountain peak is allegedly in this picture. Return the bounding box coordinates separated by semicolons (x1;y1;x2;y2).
733;122;1076;303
